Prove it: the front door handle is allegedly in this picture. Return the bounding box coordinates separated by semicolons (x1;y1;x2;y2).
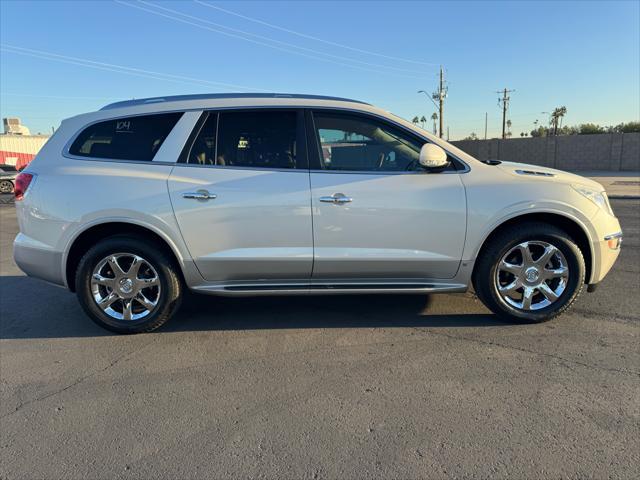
319;193;352;205
182;190;216;201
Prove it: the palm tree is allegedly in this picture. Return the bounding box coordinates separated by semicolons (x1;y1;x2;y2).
412;116;420;125
431;112;438;134
557;106;567;130
420;116;427;129
551;106;567;135
506;119;512;137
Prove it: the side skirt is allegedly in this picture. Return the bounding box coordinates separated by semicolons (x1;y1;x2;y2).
190;282;468;297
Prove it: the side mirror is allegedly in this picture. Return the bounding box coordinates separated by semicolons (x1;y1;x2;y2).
419;143;449;170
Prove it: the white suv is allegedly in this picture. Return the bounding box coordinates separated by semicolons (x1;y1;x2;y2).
13;94;622;333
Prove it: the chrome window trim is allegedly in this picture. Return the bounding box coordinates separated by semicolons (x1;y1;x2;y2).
59;156;180;166
170;163;310;174
61;104;470;174
307;169;461;176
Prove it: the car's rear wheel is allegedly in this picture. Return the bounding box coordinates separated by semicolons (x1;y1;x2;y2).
473;222;585;323
0;180;14;194
75;236;182;333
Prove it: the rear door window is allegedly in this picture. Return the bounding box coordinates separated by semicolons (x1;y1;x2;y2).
186;110;304;169
69;112;183;161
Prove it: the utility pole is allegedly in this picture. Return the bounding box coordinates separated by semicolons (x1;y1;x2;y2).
437;66;445;138
497;88;515;139
418;65;447;138
484;112;488;140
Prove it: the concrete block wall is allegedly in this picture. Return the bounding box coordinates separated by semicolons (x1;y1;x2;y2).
451;132;640;171
620;133;640;171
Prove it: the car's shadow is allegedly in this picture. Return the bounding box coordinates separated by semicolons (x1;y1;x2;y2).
0;275;511;340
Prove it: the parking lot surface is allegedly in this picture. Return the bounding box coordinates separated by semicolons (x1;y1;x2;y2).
1;199;638;479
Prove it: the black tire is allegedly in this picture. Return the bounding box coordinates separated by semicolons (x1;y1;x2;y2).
75;236;182;334
473;222;585;323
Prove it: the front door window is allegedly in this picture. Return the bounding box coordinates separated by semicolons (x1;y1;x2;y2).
313;112;424;172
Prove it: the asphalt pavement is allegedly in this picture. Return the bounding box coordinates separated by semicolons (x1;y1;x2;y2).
1;200;638;479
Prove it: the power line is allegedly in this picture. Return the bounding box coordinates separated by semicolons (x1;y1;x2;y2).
117;1;427;79
1;44;267;91
0;93;120;100
135;0;430;76
194;0;438;66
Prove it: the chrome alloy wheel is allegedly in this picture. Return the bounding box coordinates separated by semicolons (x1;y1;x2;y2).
0;180;14;194
90;253;161;321
495;241;569;311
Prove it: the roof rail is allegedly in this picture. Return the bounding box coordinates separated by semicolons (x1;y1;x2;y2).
101;93;369;110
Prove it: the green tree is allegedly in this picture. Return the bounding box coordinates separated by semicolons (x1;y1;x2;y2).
560;125;579;135
412;116;420;125
464;132;479;140
530;126;549;137
619;121;640;133
420;115;427;129
579;123;605;135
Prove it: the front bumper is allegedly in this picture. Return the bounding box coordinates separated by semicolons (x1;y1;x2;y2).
589;231;622;284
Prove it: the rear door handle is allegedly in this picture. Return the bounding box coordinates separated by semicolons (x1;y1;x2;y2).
182;190;216;201
319;193;352;204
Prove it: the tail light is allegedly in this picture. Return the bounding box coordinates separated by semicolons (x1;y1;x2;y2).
14;172;35;201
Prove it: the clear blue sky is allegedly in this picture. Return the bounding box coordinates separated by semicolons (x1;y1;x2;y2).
1;0;638;139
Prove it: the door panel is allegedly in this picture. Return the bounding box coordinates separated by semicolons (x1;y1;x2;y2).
307;109;466;280
310;172;466;279
168;109;313;283
169;167;313;282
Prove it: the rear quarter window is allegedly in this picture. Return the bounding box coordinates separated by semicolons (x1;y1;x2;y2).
69;112;183;161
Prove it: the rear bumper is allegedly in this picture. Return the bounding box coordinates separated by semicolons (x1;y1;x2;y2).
13;233;66;287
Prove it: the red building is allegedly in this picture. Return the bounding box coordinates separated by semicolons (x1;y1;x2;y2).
0;134;50;170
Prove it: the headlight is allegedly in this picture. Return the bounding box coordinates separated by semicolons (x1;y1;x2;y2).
572;184;614;215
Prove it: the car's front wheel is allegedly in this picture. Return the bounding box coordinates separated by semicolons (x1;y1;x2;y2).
75;236;182;333
473;222;585;323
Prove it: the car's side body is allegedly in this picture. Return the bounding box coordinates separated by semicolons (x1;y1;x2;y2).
14;94;622;302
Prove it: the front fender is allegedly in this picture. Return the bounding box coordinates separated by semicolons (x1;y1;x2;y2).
465;199;598;262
